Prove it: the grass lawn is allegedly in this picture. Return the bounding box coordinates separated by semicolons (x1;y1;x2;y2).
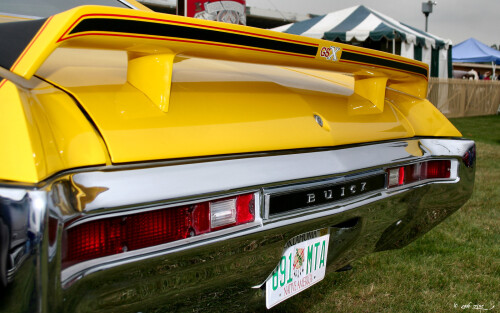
270;115;500;313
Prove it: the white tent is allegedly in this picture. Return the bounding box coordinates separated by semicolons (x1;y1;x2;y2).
272;5;452;78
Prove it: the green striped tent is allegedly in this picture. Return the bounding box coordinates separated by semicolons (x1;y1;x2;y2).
272;5;452;78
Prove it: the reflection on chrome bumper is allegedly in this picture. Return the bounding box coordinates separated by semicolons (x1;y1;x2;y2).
0;138;475;312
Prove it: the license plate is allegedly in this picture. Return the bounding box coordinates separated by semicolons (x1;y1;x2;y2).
265;230;330;309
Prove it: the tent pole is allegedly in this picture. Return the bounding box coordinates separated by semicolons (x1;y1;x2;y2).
392;30;396;55
493;61;496;80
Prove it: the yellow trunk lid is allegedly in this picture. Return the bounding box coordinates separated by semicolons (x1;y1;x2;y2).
36;48;431;164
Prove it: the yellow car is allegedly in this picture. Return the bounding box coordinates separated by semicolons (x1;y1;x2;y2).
0;0;475;311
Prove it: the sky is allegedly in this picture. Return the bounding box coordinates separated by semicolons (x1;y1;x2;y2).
246;0;499;47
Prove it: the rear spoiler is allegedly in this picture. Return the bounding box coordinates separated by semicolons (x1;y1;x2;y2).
0;5;429;113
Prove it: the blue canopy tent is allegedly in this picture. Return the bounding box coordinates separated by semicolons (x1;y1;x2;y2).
452;38;500;77
272;5;453;78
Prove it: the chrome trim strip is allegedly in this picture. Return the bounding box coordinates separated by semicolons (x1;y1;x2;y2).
0;11;41;19
0;0;136;20
386;86;422;99
0;66;41;89
117;0;139;9
263;194;271;220
71;139;473;213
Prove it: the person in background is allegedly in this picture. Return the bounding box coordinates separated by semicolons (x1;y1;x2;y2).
483;71;491;80
467;69;479;80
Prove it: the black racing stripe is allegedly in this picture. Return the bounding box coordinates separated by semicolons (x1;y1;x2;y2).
341;51;428;77
0;18;48;70
69;18;318;57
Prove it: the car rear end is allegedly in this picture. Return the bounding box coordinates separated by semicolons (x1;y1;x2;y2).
0;5;475;312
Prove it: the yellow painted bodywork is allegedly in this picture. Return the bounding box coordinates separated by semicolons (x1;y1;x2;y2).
127;53;176;112
348;76;388;115
0;5;462;183
0;80;107;183
34;48;460;165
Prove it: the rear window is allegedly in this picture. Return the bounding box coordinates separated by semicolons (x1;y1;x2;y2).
0;0;132;18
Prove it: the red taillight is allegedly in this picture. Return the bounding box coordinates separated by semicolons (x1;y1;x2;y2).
403;163;420;185
387;160;451;188
236;193;255;224
423;160;451;179
191;203;210;235
125;208;191;251
398;166;405;185
63;193;255;269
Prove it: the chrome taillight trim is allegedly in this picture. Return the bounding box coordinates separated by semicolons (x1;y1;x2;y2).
63;190;261;230
384;159;460;191
61;191;262;283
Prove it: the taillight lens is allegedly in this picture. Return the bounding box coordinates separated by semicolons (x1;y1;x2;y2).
63;193;256;269
462;144;476;168
386;160;451;188
423;160;451;179
236;193;255;224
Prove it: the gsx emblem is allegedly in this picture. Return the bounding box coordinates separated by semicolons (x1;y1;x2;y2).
320;46;341;61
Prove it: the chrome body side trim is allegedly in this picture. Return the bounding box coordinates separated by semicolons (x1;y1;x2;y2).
70;138;466;213
0;66;42;89
0;138;475;312
117;0;139;10
0;0;136;18
0;11;41;19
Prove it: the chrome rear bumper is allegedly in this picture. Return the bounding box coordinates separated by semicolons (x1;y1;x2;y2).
0;138;475;312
